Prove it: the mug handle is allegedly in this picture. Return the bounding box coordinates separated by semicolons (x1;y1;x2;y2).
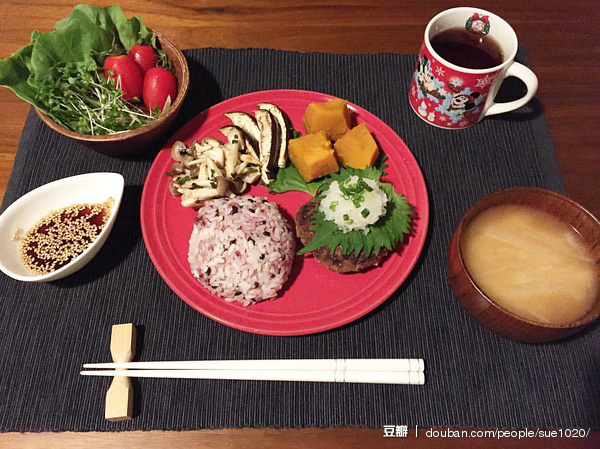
484;62;539;116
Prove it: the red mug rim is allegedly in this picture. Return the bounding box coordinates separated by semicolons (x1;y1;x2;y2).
424;7;519;75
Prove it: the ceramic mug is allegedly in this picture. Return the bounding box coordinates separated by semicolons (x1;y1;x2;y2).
408;7;538;129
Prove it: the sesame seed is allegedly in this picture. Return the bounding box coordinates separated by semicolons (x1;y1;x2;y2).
19;199;113;275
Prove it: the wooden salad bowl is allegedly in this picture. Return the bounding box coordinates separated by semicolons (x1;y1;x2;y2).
447;187;600;343
35;31;189;158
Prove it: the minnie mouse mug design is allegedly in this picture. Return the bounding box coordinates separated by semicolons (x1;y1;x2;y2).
409;7;538;129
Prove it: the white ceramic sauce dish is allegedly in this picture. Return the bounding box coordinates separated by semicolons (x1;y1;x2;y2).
0;172;124;282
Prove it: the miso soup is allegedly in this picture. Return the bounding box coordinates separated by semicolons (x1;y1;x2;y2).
460;204;598;325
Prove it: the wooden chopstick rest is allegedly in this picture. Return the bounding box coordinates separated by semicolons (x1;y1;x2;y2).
105;323;136;421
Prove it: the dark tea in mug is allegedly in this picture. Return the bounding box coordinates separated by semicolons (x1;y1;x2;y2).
430;27;504;69
409;7;538;128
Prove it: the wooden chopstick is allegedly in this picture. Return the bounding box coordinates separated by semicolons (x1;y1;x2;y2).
83;358;425;372
80;368;425;385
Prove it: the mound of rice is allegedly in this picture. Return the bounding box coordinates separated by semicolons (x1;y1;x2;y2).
188;196;296;306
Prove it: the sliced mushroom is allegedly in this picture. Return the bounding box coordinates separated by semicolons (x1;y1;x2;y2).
235;161;248;175
181;188;221;208
220;126;245;149
240;153;260;165
230;178;247;195
219;125;263;164
168;181;182;197
224;146;239;180
170;105;294;208
190;139;201;158
241;169;261;184
188;164;200;178
187;155;208;166
182;179;215;188
253;109;280;184
171;141;193;163
170;161;185;176
215;176;230;196
258;102;290;168
205;146;225;168
195;141;212;154
224;112;261;143
198;162;209;181
244;138;261;162
201;137;223;148
205;156;222;179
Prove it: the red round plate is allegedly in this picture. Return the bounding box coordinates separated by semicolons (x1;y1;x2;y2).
141;89;429;336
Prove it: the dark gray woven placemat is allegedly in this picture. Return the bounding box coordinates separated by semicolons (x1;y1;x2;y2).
0;49;597;432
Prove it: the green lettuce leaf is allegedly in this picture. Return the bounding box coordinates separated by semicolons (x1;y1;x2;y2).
297;168;413;257
0;5;154;114
55;4;154;53
31;22;114;85
0;32;43;107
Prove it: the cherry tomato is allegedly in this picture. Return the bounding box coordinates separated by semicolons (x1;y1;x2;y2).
143;68;178;112
128;45;158;73
103;55;143;101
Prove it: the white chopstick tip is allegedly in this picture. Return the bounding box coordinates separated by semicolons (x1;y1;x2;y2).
411;371;425;385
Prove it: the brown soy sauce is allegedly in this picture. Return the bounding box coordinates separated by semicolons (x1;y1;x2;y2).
20;201;112;275
431;27;504;69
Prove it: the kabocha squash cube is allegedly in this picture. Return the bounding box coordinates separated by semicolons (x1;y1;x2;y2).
334;123;379;169
289;131;340;182
303;99;351;140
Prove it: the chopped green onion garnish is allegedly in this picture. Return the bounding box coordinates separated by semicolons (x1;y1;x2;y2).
175;176;190;186
329;201;339;211
361;208;370;218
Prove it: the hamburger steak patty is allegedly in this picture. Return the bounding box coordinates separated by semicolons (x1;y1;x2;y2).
295;201;389;273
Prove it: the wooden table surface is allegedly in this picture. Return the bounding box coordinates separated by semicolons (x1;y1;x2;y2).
0;1;598;448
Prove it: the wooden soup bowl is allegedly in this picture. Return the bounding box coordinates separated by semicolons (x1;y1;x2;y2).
35;31;190;158
447;187;600;343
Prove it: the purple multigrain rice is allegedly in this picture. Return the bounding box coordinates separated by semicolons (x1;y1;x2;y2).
188;196;296;306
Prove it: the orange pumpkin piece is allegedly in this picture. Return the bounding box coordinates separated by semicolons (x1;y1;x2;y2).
303;99;351;140
333;123;379;169
289;131;340;182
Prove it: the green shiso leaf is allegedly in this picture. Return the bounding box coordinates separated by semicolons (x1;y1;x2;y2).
297;165;412;257
324;157;387;188
270;154;388;196
269;163;323;196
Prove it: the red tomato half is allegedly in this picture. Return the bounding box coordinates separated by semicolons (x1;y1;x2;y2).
103;55;143;101
143;68;178;112
128;45;158;73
